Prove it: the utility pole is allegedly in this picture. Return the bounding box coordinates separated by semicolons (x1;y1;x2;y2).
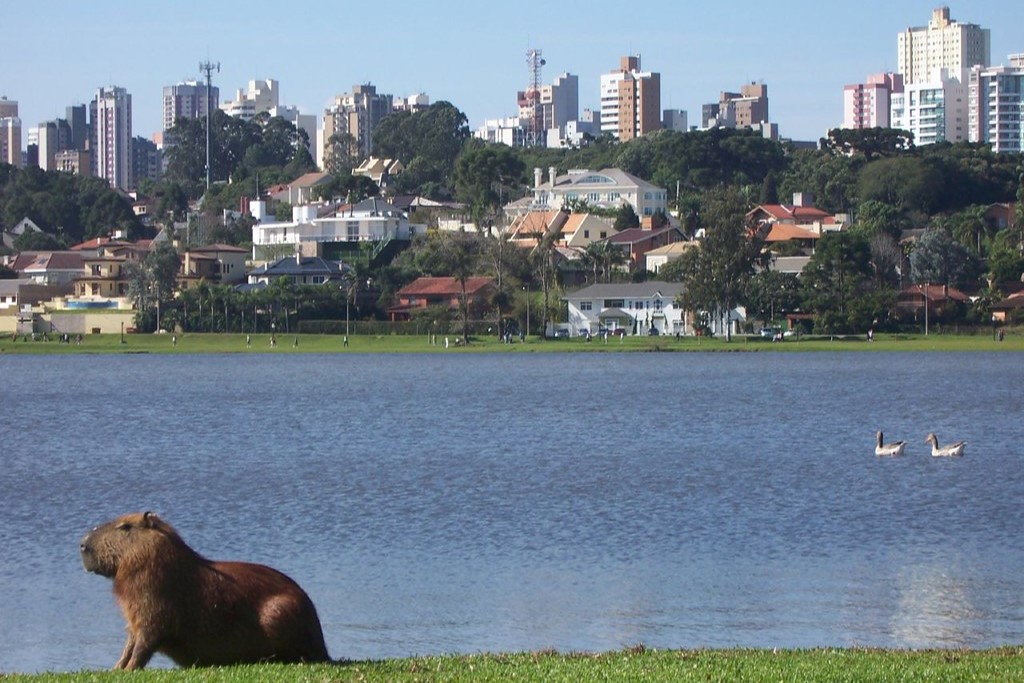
199;60;220;191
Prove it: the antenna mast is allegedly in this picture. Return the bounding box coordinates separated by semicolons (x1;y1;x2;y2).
524;48;544;147
199;60;220;190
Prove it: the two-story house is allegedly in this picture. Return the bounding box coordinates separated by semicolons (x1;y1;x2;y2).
506;167;669;221
388;276;497;322
564;281;687;337
250;198;427;263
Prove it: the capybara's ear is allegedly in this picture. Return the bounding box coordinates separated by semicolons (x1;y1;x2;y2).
142;511;159;527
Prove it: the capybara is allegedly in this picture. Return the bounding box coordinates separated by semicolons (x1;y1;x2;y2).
80;511;330;670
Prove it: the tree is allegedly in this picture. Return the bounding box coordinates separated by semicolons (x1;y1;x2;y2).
857;157;943;214
372;102;470;198
800;231;879;333
674;186;764;340
746;270;801;325
910;226;978;289
823;127;914;159
613;204;640;231
453;143;525;223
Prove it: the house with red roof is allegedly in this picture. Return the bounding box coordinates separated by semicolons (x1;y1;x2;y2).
607;224;686;271
388;276;497;321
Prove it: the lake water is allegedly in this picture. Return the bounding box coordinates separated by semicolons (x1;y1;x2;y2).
1;351;1023;672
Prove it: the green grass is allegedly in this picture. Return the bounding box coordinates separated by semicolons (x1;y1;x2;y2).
5;648;1024;682
1;330;1022;355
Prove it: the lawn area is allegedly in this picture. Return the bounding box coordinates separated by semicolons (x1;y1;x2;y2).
1;330;1022;355
4;648;1024;682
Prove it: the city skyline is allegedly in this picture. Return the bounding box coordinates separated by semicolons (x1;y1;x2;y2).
4;0;1024;147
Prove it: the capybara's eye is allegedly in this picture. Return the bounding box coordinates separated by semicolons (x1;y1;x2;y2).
117;523;132;532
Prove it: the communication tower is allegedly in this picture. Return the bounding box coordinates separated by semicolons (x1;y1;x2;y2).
524;48;545;147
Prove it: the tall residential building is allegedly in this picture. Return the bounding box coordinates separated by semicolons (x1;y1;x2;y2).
704;82;769;130
662;109;689;132
968;54;1024;153
65;104;88;152
91;86;133;190
163;80;220;131
132;136;161;185
600;56;661;141
322;84;393;162
898;7;990;85
0;97;21;167
891;69;968;145
221;79;279;121
35;121;61;171
843;73;904;129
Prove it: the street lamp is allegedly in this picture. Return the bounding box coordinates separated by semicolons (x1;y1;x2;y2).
523;284;530;339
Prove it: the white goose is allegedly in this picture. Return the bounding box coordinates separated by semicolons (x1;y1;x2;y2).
925;432;966;457
875;431;906;457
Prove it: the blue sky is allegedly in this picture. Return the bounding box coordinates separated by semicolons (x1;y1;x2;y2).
4;1;1024;144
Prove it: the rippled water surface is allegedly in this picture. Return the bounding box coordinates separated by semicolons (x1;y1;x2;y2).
2;351;1023;672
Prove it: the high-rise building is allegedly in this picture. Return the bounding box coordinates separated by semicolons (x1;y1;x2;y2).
65;104;88;152
662;109;689;132
891;69;968;145
163;80;220;131
91;86;133;190
54;149;91;176
0;97;21;167
221;79;279;121
600;56;661;141
843;73;904;129
132;136;161;185
897;7;990;85
968;54;1024;153
702;82;770;132
322;84;394;162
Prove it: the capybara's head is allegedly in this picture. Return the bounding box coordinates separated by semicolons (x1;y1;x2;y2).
80;511;180;577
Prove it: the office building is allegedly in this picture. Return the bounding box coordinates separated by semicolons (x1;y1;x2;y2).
600;56;661;141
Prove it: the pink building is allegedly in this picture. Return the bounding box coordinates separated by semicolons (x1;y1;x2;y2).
843;73;903;129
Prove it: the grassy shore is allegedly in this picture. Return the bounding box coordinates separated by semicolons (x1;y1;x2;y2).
4;648;1024;682
1;329;1022;355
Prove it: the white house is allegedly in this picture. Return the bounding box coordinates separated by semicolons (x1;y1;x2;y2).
250;198;427;262
506;167;669;221
564;281;687;337
564;280;745;337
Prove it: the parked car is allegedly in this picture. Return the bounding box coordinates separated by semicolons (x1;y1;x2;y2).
551;329;570;339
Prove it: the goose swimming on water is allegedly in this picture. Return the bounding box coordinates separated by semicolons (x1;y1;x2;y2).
924;432;966;457
875;431;906;457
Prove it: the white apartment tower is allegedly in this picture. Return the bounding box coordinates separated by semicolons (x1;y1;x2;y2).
897;7;990;85
891;69;968;145
221;79;279;121
163;80;220;131
91;86;133;190
968;55;1024;153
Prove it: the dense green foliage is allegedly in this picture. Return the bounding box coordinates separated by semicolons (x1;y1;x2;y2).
0;165;140;244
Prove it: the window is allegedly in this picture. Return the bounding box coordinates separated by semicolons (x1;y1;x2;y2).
604;299;624;308
583;230;590;238
580;301;592;311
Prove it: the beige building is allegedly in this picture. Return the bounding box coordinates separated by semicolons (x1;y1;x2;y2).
221;79;279;121
0;97;21;167
898;7;990;85
600;56;661;141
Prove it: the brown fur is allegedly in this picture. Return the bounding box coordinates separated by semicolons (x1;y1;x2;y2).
80;511;330;670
